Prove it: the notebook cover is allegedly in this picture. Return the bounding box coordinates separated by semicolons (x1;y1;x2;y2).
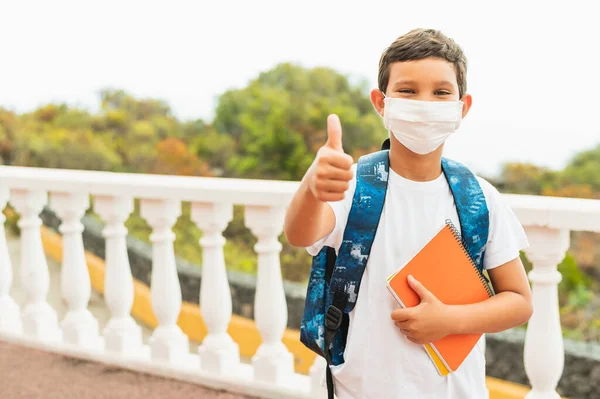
386;222;492;372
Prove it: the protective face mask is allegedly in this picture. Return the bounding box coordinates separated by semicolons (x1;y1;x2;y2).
382;96;464;155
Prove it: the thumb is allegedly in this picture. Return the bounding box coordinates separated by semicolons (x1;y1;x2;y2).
408;275;434;302
325;114;344;151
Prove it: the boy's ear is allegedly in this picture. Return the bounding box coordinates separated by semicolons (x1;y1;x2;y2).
370;89;385;117
461;94;473;118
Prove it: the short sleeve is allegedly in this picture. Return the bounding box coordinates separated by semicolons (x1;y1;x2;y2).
478;177;530;270
305;164;357;256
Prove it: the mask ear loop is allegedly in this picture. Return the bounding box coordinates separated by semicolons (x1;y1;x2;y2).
380;92;392;150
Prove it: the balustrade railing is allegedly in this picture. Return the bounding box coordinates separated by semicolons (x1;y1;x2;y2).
0;165;598;398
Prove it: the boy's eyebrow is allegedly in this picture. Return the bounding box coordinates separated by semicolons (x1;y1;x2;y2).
391;79;456;87
391;79;417;86
435;80;456;87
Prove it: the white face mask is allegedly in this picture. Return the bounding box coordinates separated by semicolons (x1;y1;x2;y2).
382;96;464;155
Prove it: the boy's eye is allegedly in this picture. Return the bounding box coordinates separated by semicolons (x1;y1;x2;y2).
436;90;452;95
397;89;414;94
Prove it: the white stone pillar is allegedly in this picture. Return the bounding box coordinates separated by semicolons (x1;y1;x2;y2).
523;227;569;399
51;192;99;348
94;195;142;355
10;189;61;341
0;185;21;334
245;205;294;384
140;199;189;364
191;202;239;374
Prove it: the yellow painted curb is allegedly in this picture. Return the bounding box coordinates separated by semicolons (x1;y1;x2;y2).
39;224;568;398
488;376;529;399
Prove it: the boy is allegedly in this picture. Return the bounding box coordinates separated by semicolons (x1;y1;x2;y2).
284;29;533;398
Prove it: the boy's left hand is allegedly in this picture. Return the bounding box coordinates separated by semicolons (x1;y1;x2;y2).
391;275;452;344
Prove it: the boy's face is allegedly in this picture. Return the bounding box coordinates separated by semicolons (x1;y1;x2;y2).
371;57;472;119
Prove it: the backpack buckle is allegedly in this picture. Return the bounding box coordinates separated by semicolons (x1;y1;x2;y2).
325;305;343;330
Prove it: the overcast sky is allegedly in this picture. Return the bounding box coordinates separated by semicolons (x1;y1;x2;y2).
1;0;598;177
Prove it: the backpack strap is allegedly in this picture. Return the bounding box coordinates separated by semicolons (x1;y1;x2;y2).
329;149;390;313
441;157;489;274
322;150;390;399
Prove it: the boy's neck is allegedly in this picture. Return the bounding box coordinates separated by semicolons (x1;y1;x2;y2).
389;140;443;182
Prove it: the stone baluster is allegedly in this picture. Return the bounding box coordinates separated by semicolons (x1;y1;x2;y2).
245;205;293;384
95;195;142;355
0;186;21;334
523;227;569;399
191;202;239;374
10;189;61;341
50;192;99;348
140;199;189;364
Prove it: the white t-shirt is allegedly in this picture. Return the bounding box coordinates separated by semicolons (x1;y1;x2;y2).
307;164;529;399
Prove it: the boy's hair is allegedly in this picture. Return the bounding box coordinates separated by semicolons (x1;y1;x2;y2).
378;28;468;98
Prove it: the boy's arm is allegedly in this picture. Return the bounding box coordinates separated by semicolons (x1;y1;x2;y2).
446;256;533;334
284;182;336;247
392;257;533;344
392;179;532;344
284;114;354;247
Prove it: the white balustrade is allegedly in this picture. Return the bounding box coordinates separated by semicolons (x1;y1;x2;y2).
192;202;240;374
140;199;189;364
94;195;143;355
1;166;600;399
51;192;100;348
0;186;21;334
10;189;61;341
245;205;294;384
523;227;569;399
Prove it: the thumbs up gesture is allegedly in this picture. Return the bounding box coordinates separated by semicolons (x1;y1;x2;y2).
307;114;354;202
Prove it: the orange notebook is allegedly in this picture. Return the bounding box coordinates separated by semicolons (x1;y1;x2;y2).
386;221;493;375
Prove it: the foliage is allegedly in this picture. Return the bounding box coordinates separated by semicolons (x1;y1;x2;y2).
497;162;558;195
560;145;600;191
213;63;387;180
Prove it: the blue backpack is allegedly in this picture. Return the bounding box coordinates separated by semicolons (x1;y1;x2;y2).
300;148;491;398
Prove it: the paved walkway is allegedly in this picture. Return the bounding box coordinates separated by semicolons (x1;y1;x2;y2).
0;340;252;399
4;235;252;399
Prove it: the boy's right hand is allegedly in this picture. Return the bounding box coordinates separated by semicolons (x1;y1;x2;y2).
306;114;354;203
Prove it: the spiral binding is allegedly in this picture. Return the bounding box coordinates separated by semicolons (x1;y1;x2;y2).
444;219;493;297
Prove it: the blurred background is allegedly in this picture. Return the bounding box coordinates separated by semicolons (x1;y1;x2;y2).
1;0;598;342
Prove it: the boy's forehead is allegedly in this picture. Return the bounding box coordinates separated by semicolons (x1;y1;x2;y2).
388;58;458;86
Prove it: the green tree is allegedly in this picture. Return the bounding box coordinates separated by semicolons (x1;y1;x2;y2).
152;137;212;177
0;108;18;164
9;104;122;171
499;162;558;195
94;89;188;173
213;63;387;180
188;122;235;177
560;144;600;191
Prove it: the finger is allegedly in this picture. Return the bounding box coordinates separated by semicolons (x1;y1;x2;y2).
317;163;354;181
320;150;354;170
397;327;417;341
406;336;421;344
408;275;433;301
315;192;346;203
325;114;344;151
315;179;349;194
391;308;413;322
394;321;411;330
